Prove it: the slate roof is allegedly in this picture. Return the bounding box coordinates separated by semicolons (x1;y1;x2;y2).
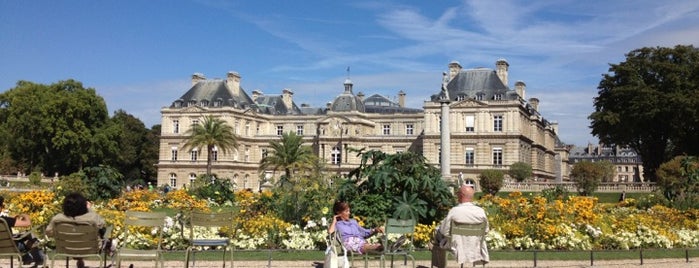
254;95;303;115
330;79;365;112
363;94;423;114
431;68;515;102
171;80;254;109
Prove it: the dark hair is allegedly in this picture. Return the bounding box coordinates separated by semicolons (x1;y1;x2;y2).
333;201;349;215
62;192;89;218
0;196;4;208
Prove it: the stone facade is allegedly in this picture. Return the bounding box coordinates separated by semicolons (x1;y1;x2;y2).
156;60;569;189
569;143;644;182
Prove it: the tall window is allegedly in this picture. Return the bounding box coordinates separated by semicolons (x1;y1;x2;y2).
245;121;250;136
296;125;304;136
173;120;180;134
190;149;198;161
406;124;414;135
465;148;475;165
383;124;391;135
189;173;196;185
171;147;178;161
493;115;503;132
276;125;284;136
492;148;503;166
212;147;218;161
244;146;250;162
192;119;199;128
169;173;177;188
465;115;475;132
331;146;341;165
261;148;268;159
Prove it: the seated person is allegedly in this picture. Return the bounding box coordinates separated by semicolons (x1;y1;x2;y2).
431;184;489;268
46;192;107;268
0;196;44;267
328;201;384;254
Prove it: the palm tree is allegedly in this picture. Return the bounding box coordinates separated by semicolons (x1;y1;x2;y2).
259;131;316;188
182;115;239;176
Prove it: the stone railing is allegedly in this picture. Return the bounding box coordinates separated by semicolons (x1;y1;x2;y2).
500;182;656;193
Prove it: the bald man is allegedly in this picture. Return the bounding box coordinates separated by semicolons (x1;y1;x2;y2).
431;184;489;268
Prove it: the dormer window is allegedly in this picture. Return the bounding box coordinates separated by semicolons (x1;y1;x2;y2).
494;94;503;100
188;100;196;107
174;100;183;108
476;93;484;101
456;95;465;101
200;100;209;107
214;99;222;107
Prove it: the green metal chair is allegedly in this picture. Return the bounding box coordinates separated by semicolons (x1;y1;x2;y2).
380;218;416;268
116;211;166;268
50;221;105;268
185;210;235;268
448;221;488;267
0;218;32;267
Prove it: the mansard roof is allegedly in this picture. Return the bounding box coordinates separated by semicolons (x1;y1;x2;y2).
363;94;423;114
253;95;303;115
171;80;254;109
431;68;515;102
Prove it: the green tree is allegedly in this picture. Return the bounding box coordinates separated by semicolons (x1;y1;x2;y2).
189;174;236;205
108;110;159;184
337;150;453;225
589;45;699;181
656;156;699;209
0;80;114;175
570;161;610;196
182;115;239;176
508;162;532;182
259;132;316;188
478;169;504;195
58;165;123;201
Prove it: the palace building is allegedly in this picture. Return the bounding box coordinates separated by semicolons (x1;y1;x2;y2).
156;60;570;189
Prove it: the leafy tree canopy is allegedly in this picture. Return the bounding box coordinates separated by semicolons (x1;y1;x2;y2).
259;131;316;189
570;161;612;196
336;149;453;226
478;169;504;195
0;80;113;175
183;115;239;176
656;155;699;209
508;162;532;182
589;45;699;181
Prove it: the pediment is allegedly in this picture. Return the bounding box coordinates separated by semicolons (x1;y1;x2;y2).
451;99;487;108
180;106;207;113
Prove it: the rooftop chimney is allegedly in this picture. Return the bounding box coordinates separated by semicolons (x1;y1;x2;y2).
514;81;526;99
226;71;241;97
398;90;406;107
192;73;205;86
496;59;509;86
529;98;539;111
252;89;263;102
282;88;293;110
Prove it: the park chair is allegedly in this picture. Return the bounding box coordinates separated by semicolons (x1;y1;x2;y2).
50;221;106;268
448;220;488;267
380;218;416;268
333;230;383;268
116;211;166;268
0;218;35;267
185;210;235;268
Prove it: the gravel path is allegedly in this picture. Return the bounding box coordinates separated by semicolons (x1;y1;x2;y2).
6;257;692;268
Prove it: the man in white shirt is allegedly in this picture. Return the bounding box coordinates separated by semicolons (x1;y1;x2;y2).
431;184;489;267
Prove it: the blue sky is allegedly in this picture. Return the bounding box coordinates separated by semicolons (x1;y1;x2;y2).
2;1;698;146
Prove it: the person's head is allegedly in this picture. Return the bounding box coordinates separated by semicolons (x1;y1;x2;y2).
62;192;89;217
333;201;351;220
457;184;475;203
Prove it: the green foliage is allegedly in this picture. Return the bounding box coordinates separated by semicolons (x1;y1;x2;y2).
107;110;159;183
478;169;504;195
82;165;124;200
589;45;699;181
27;171;43;185
570;161;609;196
54;173;91;199
0;80;114;176
189;174;236;205
541;185;569;202
270;173;334;226
337;150;453;226
656;155;699;209
259;132;317;189
183;115;239;176
508;162;532;182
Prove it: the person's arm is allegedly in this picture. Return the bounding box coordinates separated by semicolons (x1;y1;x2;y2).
13;214;31;228
328;215;339;234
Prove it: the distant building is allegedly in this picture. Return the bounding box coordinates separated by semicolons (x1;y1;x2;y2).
568;143;644;182
156;60;569;189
